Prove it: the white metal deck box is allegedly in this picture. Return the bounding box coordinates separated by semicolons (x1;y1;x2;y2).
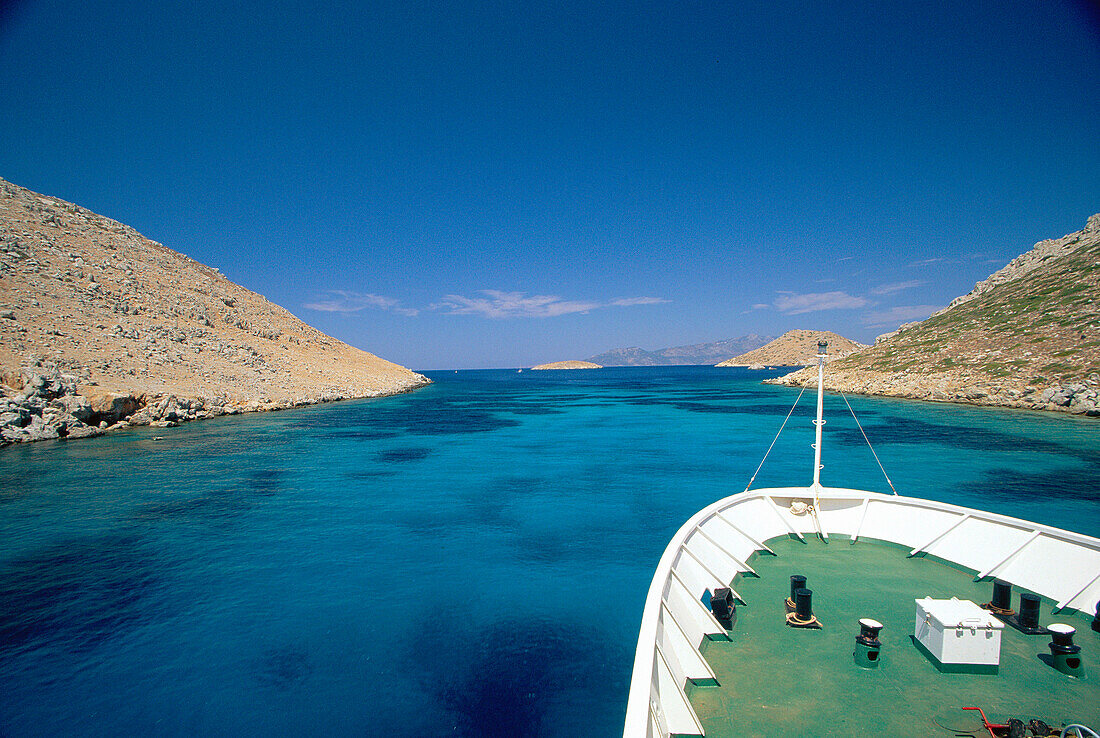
914;597;1003;666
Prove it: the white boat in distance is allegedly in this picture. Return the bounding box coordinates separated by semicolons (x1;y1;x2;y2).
624;341;1100;738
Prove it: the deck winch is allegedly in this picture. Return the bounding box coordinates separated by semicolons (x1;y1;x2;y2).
1048;623;1085;677
854;618;883;668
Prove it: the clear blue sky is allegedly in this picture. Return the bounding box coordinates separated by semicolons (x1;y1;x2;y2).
2;1;1098;369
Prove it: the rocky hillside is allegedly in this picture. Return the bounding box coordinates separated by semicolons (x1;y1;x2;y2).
768;214;1100;417
0;176;430;444
530;360;602;370
716;330;866;367
587;335;772;366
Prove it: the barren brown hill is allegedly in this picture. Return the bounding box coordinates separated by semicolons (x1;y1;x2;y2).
530;360;602;370
716;329;865;367
768;214;1100;416
0;176;429;443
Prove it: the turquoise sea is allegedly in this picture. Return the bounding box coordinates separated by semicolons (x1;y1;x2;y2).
2;367;1098;736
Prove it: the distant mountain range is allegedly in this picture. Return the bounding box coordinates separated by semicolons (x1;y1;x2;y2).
587;335;773;366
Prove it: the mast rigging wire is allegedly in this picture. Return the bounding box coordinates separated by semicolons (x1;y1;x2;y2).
838;389;899;495
744;385;807;492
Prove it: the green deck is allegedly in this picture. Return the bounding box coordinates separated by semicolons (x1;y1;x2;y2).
687;536;1100;737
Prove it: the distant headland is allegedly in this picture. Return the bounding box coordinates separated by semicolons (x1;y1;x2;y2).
531;360;602;370
717;330;866;368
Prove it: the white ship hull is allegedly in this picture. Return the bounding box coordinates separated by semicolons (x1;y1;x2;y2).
623;486;1100;737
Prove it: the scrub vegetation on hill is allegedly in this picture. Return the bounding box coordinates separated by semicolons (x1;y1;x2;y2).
770;214;1100;416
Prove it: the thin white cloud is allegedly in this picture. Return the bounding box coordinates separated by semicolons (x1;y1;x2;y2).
774;291;870;315
870;279;927;296
750;303;770;310
304;290;419;316
434;291;598;318
608;296;670;307
433;290;667;318
962;252;1002;262
834;256;855;262
862;304;942;326
907;257;945;268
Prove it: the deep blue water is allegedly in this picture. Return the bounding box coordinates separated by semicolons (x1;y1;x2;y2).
1;366;1098;736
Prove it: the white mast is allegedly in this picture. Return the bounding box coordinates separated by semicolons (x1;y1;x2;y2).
811;340;827;495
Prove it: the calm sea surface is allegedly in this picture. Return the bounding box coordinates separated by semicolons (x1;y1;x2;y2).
2;367;1098;736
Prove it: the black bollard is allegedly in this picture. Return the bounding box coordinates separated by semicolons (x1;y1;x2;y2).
790;575;807;602
795;588;813;621
991;579;1012;610
1018;593;1041;630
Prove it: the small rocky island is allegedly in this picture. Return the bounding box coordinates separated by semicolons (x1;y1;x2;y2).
768;214;1100;417
717;330;865;368
530;360;603;370
0;176;430;445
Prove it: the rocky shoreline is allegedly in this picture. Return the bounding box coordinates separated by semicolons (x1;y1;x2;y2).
764;368;1099;417
1;363;429;446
